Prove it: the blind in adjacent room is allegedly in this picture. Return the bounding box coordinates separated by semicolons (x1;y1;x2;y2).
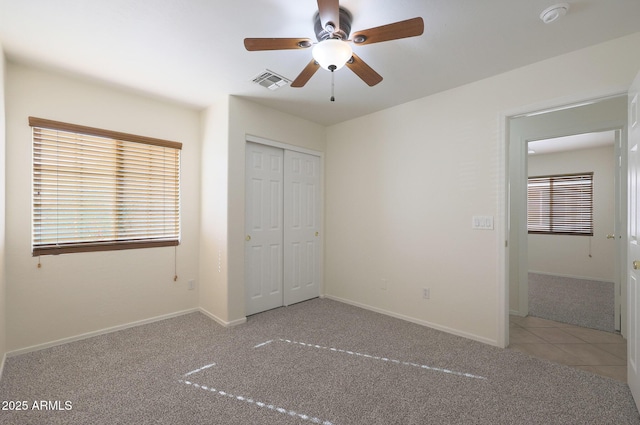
527;172;594;236
30;117;182;256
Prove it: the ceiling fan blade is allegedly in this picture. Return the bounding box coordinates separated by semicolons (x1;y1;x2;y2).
291;60;321;88
244;38;313;51
317;0;340;31
351;17;424;45
346;53;383;87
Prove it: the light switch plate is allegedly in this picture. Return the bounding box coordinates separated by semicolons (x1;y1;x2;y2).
472;216;494;230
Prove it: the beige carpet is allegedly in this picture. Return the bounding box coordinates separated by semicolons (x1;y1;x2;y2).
0;298;637;424
528;272;615;332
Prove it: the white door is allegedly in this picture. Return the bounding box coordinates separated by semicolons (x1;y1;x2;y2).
284;150;321;305
245;143;284;316
245;142;322;315
628;70;640;410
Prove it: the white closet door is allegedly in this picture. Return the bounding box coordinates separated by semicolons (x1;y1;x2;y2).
284;150;321;305
245;143;284;316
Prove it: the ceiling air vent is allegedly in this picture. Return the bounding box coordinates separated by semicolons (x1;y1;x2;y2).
251;70;291;90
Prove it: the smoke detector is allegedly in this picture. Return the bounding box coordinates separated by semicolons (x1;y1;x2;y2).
540;3;570;24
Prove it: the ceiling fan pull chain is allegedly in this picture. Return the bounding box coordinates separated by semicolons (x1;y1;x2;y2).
329;64;336;102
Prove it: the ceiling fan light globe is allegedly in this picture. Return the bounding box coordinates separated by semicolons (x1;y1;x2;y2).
312;39;353;71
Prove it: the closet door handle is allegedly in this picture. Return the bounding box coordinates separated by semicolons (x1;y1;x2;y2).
606;234;615;239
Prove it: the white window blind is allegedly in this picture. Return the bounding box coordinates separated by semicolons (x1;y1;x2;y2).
527;172;593;236
30;117;182;256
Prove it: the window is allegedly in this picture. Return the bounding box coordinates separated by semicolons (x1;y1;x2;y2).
30;117;182;256
527;172;593;236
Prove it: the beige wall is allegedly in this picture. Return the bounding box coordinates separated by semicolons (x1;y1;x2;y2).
325;33;640;346
199;98;231;323
0;45;6;370
5;62;202;352
199;96;326;324
528;146;616;281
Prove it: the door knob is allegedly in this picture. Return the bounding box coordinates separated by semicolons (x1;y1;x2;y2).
245;235;251;241
606;234;615;239
634;260;640;270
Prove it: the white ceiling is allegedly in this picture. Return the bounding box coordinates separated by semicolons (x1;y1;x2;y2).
528;131;616;155
1;0;640;126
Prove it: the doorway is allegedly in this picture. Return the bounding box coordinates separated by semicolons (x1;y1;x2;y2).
526;131;619;332
507;95;628;337
244;141;322;316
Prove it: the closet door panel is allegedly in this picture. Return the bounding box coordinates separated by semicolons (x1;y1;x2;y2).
245;143;284;315
284;150;321;305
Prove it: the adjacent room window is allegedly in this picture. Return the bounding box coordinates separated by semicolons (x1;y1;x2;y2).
527;172;593;236
30;117;182;256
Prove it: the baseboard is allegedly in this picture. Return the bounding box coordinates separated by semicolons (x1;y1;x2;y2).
4;298;493;358
199;307;247;327
324;295;499;347
7;308;199;358
528;270;614;283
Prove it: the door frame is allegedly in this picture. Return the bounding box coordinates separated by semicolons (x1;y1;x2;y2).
244;134;325;312
502;93;629;346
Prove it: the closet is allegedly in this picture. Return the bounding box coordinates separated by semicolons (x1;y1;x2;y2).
245;141;321;315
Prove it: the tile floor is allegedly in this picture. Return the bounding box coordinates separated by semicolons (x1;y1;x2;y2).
508;315;627;383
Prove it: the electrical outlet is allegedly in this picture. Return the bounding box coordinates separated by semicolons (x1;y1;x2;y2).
188;279;195;290
422;288;430;299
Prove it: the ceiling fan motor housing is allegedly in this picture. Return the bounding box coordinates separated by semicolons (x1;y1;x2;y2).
314;7;353;41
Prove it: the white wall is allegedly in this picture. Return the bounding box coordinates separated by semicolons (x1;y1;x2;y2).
199;97;231;323
528;146;615;281
325;33;640;346
5;62;202;352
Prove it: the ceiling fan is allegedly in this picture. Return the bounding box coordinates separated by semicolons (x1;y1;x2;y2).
244;0;424;97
